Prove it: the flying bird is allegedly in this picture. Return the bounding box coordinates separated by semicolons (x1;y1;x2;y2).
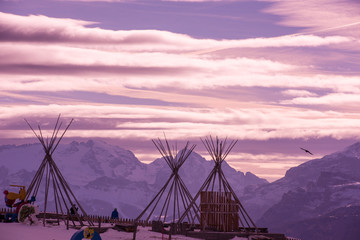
300;147;313;155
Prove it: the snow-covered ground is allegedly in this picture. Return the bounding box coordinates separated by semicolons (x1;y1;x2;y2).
0;222;247;240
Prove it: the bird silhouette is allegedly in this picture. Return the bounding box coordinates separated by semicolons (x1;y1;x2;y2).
300;147;313;155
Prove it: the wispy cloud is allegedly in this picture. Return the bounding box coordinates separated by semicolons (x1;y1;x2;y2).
259;0;360;36
282;89;318;97
1;3;360;182
0;12;352;50
1;103;360;141
282;93;360;106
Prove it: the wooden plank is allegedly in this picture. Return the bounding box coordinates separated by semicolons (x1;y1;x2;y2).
200;191;240;232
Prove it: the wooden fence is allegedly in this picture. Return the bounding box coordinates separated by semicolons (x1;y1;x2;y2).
0;208;150;226
0;208;15;214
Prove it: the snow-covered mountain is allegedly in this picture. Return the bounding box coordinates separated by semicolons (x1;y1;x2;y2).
0;140;267;218
282;206;360;240
3;139;360;239
242;142;360;240
257;171;360;231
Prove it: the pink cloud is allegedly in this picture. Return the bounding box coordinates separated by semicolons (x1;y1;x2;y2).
1;103;360;142
1;3;360;183
282;93;360;106
0;12;351;50
259;0;360;37
1;11;359;165
282;89;318;97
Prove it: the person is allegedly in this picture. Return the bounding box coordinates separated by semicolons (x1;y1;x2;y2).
111;208;119;220
4;212;18;222
70;227;102;240
70;204;78;215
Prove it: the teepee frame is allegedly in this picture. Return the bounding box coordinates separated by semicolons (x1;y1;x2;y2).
178;136;257;232
135;137;201;224
25;115;93;227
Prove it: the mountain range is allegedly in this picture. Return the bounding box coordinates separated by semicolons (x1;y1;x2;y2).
0;140;266;218
1;140;360;240
243;142;360;240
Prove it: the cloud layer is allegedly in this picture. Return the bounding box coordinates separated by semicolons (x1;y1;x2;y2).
1;0;360;181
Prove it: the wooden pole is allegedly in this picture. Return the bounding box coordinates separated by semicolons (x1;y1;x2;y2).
25;116;93;228
137;137;197;225
98;216;101;234
132;223;138;240
67;210;70;230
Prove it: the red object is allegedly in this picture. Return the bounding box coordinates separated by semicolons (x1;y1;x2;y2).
15;202;26;213
3;190;8;195
5;198;15;208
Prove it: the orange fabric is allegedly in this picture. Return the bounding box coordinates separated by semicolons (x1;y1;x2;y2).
19;188;26;201
6;192;20;200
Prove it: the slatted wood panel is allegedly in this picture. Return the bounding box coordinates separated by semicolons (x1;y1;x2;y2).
200;191;239;232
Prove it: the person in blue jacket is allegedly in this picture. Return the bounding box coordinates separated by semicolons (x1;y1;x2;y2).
70;227;101;240
111;208;119;220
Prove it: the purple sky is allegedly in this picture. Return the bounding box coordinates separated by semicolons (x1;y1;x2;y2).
1;0;360;182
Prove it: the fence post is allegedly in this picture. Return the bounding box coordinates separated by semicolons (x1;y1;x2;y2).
169;223;173;240
66;210;70;230
132;223;138;240
98;216;101;234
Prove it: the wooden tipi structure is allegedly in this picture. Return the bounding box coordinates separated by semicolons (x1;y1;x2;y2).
135;137;201;225
25;115;93;227
178;136;257;232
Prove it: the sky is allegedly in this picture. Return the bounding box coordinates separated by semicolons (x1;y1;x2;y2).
0;0;360;182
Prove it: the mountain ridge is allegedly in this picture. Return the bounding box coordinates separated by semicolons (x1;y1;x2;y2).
2;139;360;239
0;139;267;218
243;141;360;240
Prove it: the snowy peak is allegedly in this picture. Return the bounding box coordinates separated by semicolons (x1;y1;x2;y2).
56;139;147;183
148;150;267;193
257;169;360;238
242;141;360;224
340;141;360;159
315;141;360;161
283;141;360;185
